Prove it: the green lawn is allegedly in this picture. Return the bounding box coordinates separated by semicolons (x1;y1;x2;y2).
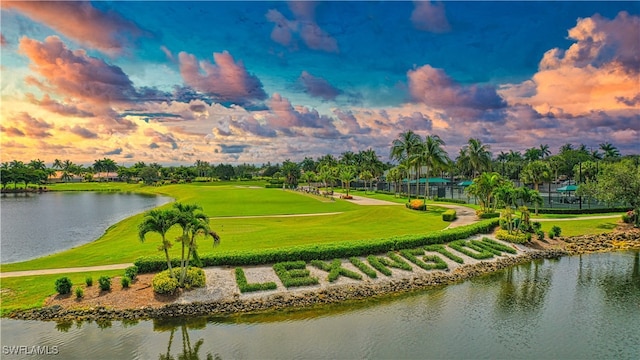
0;270;123;316
539;218;619;237
0;184;448;272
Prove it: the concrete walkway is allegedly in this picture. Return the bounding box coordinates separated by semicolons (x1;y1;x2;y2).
0;263;132;278
331;193;403;206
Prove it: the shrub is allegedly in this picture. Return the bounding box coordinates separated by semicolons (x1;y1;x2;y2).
349;257;377;278
235;268;277;293
400;249;448;271
442;209;457;221
85;276;93;287
152;270;179;295
340;195;353;199
531;222;542;231
124;266;139;281
477;211;500;219
433;197;467;204
479;238;517;254
98;276;112;291
495;229;529;244
449;240;494;259
311;259;362;282
366;255;392;276
121;276;131;289
273;261;319;288
406;199;427;211
536;230;545;241
424;244;464;264
550;225;562;237
55;277;72;295
183;267;206;289
75;287;84;299
622;211;636;224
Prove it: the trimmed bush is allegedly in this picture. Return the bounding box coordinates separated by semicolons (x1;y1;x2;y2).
366;255;392;276
550;225;562;237
477;211;500;219
183;267;206;289
433;197;467;204
442;209;457;221
400;249;448;271
121;276;131;289
536;230;545;241
449;240;494;259
124;266;139;281
98;276;112;291
273;261;319;288
85;276;93;287
311;259;362;282
349;257;377;278
537;207;629;215
424;244;464;264
55;277;72;295
235;268;277;293
152;270;178;295
75;287;84;299
495;229;529;244
478;238;517;254
406;199;427;211
134;219;500;272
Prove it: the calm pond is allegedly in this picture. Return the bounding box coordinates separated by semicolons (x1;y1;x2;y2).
2;251;638;359
0;192;172;263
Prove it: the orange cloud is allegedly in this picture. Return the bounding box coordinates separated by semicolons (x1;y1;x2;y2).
2;1;146;56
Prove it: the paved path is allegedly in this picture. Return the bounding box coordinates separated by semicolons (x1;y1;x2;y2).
434;204;478;229
211;212;344;220
0;263;132;278
330;194;403;206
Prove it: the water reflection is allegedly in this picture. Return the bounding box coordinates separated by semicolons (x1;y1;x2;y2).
154;318;221;360
496;259;553;313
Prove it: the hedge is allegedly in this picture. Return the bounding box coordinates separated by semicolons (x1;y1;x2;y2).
433;197;467;204
536;207;630;215
495;229;529;244
134;218;500;273
273;261;319;288
442;209;457;221
448;240;494;260
478;212;500;219
310;259;362;282
235;268;277;293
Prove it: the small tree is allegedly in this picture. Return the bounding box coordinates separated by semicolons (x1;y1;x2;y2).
55;277;73;295
138;209;179;278
338;165;356;197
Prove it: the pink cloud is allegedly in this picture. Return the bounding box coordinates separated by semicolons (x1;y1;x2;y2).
2;1;146;56
411;1;451;33
0;33;7;46
178;51;266;104
299;71;341;100
265;2;338;53
396;112;433;131
266;93;338;137
332;109;370;135
25;94;94;117
67;125;98;139
540;11;639;73
19;36;137;105
407;64;506;110
13;112;53;138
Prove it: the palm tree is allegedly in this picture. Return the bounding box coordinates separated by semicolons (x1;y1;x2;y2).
414;134;450;201
518;187;544;216
52;159;63;170
301;171;316;190
466;172;503;213
496;151;508;176
520;160;551;191
599;142;621;160
539;144;551;159
172;203;214;286
281;160;300;188
359;170;373;193
317;164;335;193
524;147;542;162
138;209;179;278
390;130;422;199
338;164;357;197
462;138;492;177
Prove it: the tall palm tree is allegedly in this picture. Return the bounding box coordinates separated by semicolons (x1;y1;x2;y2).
414;134;450;201
599;142;620;160
138;209;179;278
496;151;508;176
462;138;492;177
539;144;551;159
524;147;542;162
338;164;357;197
390;130;422;199
466;172;503;213
172;202;215;286
52;159;63;170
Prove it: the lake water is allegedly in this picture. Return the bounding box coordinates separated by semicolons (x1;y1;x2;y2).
0;192;172;263
1;251;638;359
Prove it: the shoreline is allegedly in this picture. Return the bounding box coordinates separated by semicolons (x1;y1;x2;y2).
6;229;639;323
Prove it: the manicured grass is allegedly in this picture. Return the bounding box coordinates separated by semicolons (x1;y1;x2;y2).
531;213;624;219
539;218;619;237
0;184;447;272
0;270;123;316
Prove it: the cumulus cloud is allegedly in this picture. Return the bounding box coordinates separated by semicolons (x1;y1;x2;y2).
178;51;266;104
19;36;138;105
396;112;434;131
267;93;332;130
2;1;147;56
332;109;370;135
265;2;338;53
408;64;506;110
299;71;341;101
12;112;53;138
143;128;179;150
25;94;94;117
67;125;98;139
410;1;451;33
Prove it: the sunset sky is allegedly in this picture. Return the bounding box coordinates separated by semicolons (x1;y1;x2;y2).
1;1;639;166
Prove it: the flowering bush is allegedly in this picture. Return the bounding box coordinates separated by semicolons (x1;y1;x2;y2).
622;210;637;224
406;199;426;211
340;195;353;199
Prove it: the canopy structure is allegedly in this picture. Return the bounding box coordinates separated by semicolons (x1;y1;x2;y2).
458;180;473;187
557;185;578;192
403;177;451;184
